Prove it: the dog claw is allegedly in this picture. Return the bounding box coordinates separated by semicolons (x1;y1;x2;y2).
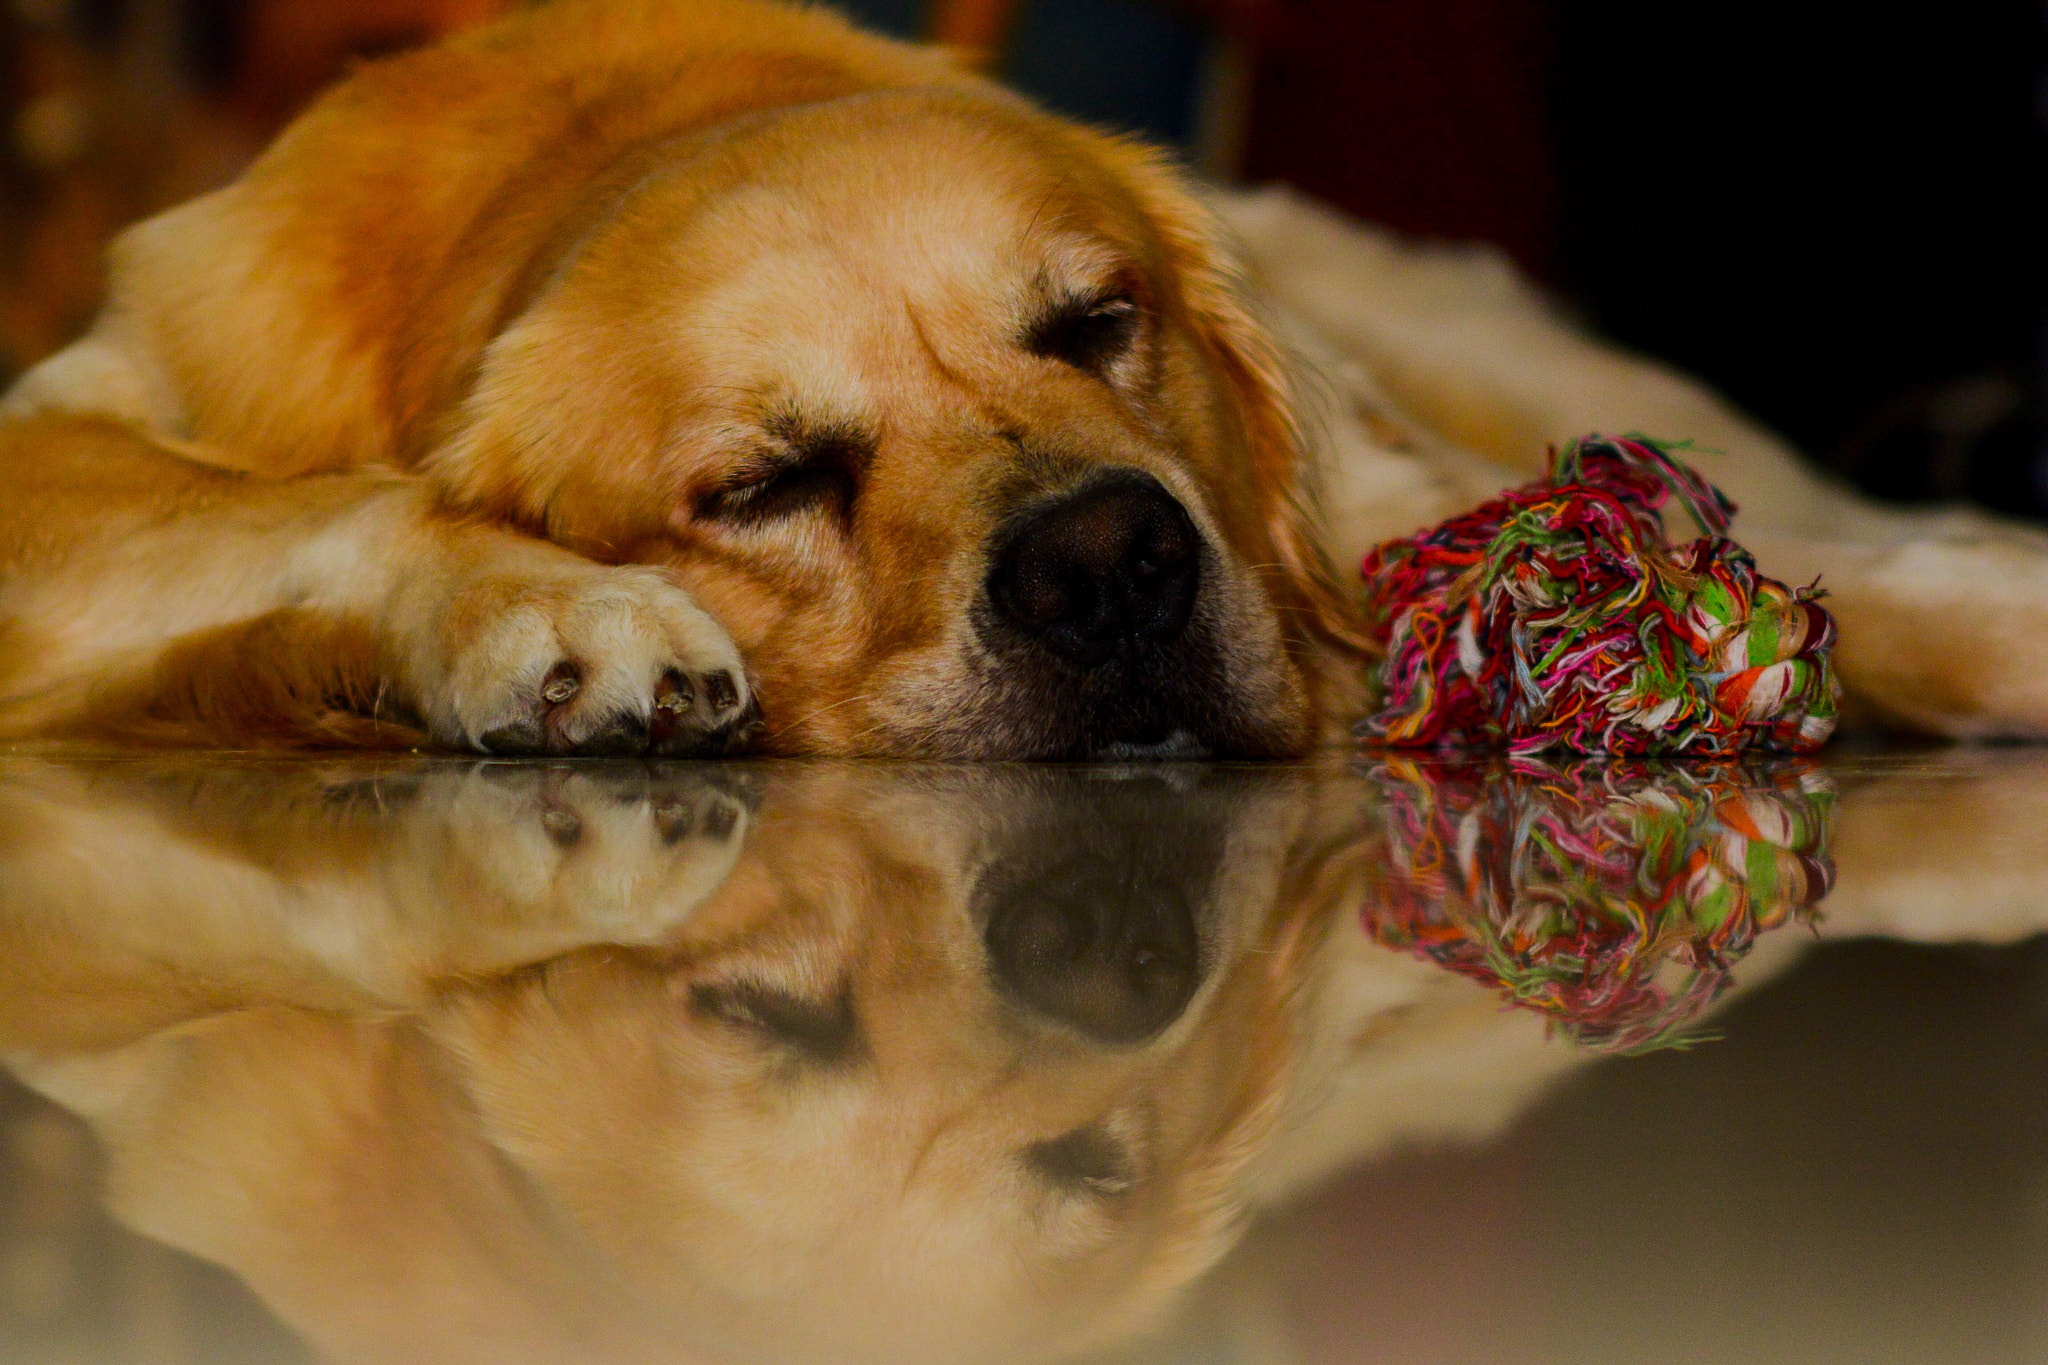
539;805;583;847
655;669;695;715
455;623;753;757
540;661;583;706
653;798;695;844
705;670;740;714
700;800;739;840
647;668;761;756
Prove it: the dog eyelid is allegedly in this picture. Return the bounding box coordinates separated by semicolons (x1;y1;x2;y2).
693;419;872;527
1024;287;1143;376
687;979;865;1066
1022;1122;1138;1199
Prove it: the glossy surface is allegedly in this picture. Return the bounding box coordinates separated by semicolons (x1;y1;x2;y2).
0;746;2043;1364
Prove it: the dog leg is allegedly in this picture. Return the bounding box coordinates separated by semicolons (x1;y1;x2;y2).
1219;188;2048;739
0;414;754;753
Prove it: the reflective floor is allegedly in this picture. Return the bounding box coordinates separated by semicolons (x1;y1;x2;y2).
0;745;2044;1365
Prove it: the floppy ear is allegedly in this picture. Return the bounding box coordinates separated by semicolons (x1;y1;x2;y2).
88;0;979;479
1097;145;1378;732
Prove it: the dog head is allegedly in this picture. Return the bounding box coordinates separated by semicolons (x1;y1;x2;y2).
105;0;1371;757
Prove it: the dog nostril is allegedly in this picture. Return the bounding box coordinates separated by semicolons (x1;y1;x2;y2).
1003;561;1088;632
988;471;1201;667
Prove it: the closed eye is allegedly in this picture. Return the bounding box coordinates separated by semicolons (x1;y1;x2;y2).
695;419;871;527
1026;289;1140;375
1023;1122;1137;1199
698;457;856;525
688;978;864;1066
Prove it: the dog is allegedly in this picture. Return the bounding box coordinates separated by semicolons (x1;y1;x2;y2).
0;0;1351;761
3;0;2045;758
0;756;1342;1364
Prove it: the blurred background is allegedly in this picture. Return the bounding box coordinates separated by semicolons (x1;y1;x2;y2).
3;0;2044;519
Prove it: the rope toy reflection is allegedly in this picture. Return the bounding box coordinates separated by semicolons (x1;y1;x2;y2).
1361;759;1837;1054
1358;434;1841;758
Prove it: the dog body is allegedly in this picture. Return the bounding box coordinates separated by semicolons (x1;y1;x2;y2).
3;0;2047;753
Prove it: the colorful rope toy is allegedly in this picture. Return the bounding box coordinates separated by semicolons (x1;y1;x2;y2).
1361;758;1836;1054
1358;434;1840;758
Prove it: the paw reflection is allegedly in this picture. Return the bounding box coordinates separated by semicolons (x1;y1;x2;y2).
1362;758;1837;1054
443;761;759;943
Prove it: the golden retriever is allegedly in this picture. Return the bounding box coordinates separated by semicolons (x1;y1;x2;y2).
0;756;1347;1364
4;0;2046;757
0;0;1356;760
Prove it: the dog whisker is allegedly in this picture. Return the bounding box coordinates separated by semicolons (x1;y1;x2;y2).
765;692;876;740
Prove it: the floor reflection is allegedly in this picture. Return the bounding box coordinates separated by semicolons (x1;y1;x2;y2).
1360;758;1834;1054
0;749;2042;1364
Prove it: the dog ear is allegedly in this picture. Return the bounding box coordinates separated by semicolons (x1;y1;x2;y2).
95;24;632;479
91;0;974;483
1094;144;1377;730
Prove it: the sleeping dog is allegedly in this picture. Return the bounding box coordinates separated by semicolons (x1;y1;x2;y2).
5;0;2045;756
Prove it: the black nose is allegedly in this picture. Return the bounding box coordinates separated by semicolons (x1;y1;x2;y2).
975;779;1217;1044
987;472;1201;668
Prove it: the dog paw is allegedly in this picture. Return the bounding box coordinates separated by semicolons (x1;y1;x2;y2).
399;555;758;756
434;764;759;949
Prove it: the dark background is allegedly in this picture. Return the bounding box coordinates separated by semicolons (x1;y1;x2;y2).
5;0;2044;519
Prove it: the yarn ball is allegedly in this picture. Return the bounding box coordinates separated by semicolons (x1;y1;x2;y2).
1357;434;1840;758
1362;757;1836;1054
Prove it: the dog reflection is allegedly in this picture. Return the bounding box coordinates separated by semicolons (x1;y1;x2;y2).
0;760;1338;1365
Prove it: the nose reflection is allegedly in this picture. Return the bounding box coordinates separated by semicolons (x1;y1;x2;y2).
977;778;1226;1043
